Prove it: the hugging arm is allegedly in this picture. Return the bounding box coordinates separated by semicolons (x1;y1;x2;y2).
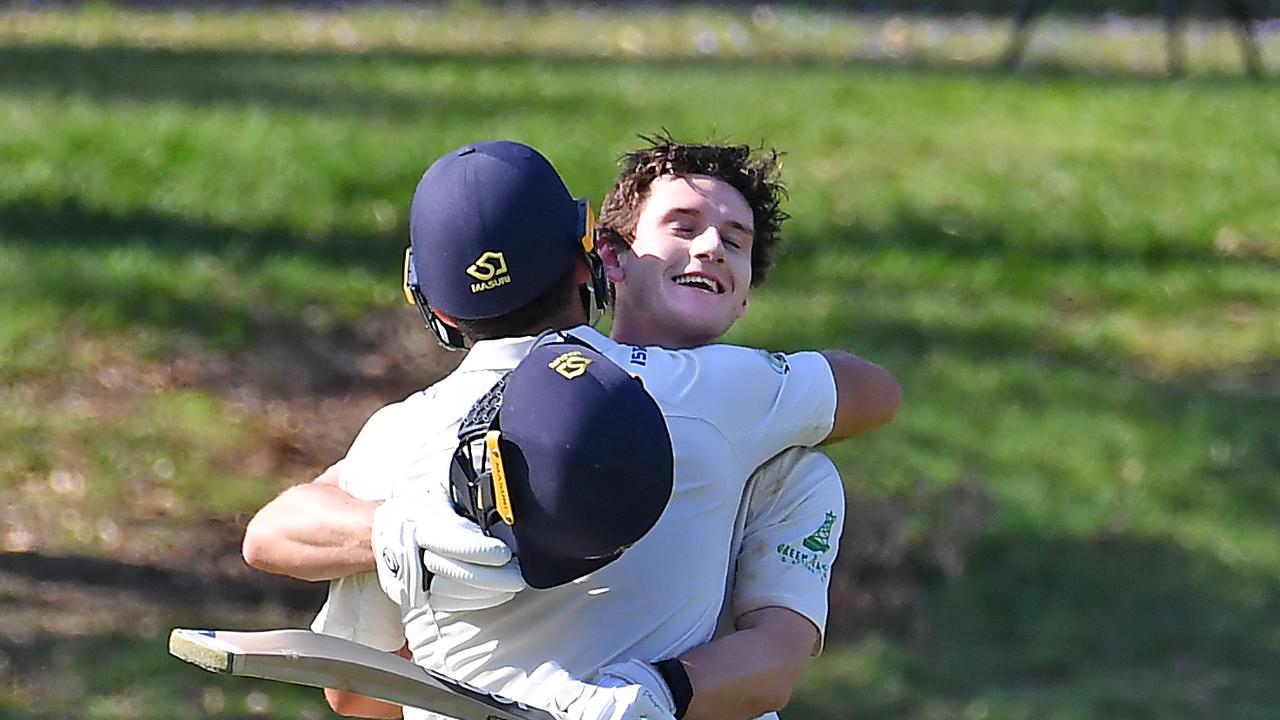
241;393;525;608
821;350;901;442
241;404;405;582
680;448;846;719
678;607;817;720
542;448;847;720
695;343;898;470
241;461;382;581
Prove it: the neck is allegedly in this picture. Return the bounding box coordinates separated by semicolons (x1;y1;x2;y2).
610;305;713;350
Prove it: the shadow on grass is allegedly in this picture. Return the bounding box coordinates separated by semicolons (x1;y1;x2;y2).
797;532;1280;719
751;214;1279;615
5;535;1277;719
0;43;613;123
0;196;442;393
6;193;1273;348
754;210;1277;385
0;631;331;719
0;551;323;611
819;362;1280;630
5;187;1276;399
782;206;1279;273
937;533;1280;676
805;310;1279;541
0;194;397;273
0;42;1269;119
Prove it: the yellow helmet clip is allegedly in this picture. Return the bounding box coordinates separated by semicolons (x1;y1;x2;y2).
485;430;515;526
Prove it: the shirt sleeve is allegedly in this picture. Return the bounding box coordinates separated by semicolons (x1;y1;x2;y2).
311;572;406;653
311;400;422;651
729;448;845;655
340;394;451;500
668;345;838;473
338;402;414;500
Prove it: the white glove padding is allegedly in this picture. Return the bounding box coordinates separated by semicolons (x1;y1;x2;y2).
425;575;520;612
520;662;676;720
551;659;677;720
560;683;677;720
371;490;527;613
372;496;430;611
413;485;526;610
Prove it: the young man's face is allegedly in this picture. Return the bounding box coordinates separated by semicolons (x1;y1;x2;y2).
610;174;754;348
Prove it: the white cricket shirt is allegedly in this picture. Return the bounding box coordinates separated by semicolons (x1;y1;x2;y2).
708;447;846;720
311;334;540;653
720;447;846;651
315;326;840;718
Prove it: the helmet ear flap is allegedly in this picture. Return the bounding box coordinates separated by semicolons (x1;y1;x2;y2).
577;198;596;254
576;199;612;319
402;248;419;307
404;246;467;351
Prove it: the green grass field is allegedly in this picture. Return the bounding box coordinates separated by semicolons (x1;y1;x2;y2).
1;5;1277;719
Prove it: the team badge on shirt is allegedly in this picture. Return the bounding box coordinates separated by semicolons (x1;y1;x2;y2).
802;511;837;552
775;511;837;582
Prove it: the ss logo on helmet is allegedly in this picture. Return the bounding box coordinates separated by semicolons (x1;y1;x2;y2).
549;350;593;380
467;251;511;293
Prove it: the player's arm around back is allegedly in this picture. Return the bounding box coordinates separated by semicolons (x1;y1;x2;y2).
679;448;846;719
821;350;901;442
242;401;420;581
571;607;815;720
241;461;381;581
680;606;817;720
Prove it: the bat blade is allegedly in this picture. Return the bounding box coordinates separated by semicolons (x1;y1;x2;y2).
169;628;556;720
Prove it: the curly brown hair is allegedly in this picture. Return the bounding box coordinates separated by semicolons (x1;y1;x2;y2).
598;133;789;286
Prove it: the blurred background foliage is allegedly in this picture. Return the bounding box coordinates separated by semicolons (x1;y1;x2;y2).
0;2;1277;719
37;0;1280;19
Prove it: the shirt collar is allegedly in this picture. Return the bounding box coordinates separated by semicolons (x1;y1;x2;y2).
557;324;611;349
454;335;541;374
455;326;613;374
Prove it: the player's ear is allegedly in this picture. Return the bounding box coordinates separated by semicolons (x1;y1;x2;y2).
431;308;459;328
598;235;627;284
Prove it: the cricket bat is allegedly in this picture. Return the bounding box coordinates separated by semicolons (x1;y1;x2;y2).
169;628;556;720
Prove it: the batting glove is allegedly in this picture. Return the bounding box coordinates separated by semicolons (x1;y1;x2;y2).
371;487;527;613
415;483;528;611
555;659;678;720
519;662;677;720
371;495;430;611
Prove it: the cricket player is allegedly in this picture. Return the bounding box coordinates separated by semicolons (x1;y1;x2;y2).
243;138;899;719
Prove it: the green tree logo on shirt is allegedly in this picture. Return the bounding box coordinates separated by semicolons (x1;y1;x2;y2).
802;511;837;553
